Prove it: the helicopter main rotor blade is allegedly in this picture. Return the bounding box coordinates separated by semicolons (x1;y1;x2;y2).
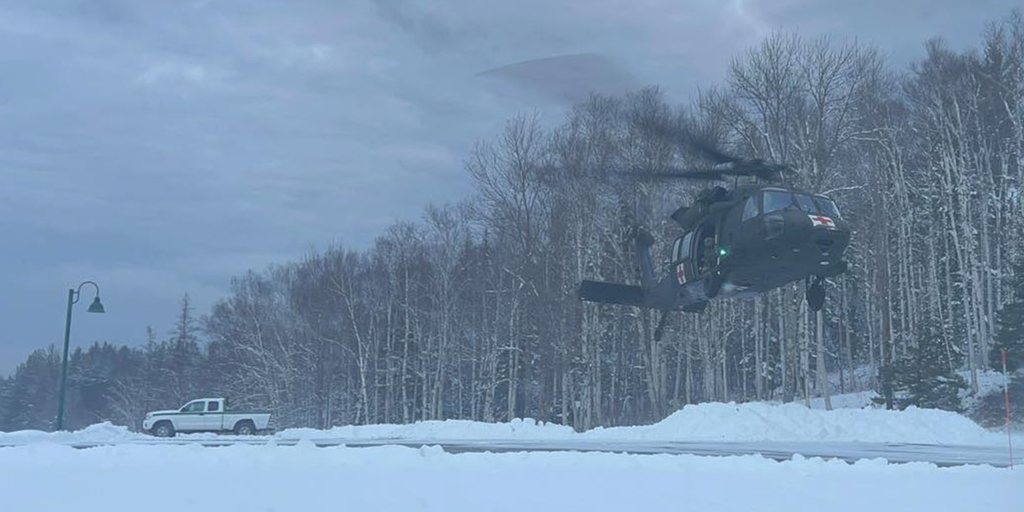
616;167;726;181
759;164;799;182
687;138;737;165
647;120;738;165
650;119;802;182
646;169;726;181
618;162;801;183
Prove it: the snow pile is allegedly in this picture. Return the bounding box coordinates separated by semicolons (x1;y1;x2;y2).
1;401;1007;447
0;443;1018;512
585;402;1002;444
277;417;576;441
0;422;139;445
270;402;1003;446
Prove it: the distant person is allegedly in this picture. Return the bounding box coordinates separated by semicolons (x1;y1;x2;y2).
702;237;715;274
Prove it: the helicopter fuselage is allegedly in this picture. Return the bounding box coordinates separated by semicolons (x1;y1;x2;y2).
579;185;851;313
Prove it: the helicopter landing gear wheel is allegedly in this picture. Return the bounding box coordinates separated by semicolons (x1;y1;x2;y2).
806;277;825;312
653;310;670;342
627;225;654;248
705;270;725;299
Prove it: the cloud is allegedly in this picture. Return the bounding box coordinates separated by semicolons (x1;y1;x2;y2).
0;0;1019;374
135;62;212;86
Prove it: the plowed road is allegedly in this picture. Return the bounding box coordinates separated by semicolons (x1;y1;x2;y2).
3;437;1016;467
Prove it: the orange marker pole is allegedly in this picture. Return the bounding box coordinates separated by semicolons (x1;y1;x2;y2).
1002;349;1013;469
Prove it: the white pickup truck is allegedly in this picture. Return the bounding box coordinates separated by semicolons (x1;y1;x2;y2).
142;398;271;437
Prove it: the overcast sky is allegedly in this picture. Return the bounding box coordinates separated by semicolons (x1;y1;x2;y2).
1;0;1018;375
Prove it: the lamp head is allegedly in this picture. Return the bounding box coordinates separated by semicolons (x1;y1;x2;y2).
87;296;105;314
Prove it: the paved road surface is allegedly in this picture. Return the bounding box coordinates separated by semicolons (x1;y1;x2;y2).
2;436;1017;467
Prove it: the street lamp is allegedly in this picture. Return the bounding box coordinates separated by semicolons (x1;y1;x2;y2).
54;281;105;431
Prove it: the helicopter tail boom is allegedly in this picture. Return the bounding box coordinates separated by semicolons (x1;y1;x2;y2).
578;281;646;307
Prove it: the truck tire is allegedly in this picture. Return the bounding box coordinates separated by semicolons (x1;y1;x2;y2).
152;421;175;438
234;420;256;436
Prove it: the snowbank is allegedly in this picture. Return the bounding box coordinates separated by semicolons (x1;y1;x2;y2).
1;401;1009;446
267;402;1004;446
276;417;576;441
0;443;1018;512
0;422;138;445
584;402;1005;445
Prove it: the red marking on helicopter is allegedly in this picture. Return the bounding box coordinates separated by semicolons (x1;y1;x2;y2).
676;263;687;284
809;215;835;228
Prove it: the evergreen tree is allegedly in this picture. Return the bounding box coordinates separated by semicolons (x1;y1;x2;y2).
167;294;202;403
0;347;61;430
874;362;897;410
903;332;969;412
991;258;1024;372
874;330;968;412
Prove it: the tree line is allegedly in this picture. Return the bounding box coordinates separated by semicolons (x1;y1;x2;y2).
3;12;1024;432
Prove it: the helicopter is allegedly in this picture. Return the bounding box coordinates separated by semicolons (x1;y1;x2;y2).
577;143;851;341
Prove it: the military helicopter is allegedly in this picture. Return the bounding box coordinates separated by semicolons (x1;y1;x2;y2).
578;142;851;341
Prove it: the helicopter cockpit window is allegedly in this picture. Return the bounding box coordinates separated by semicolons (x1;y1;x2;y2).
741;196;759;221
762;190;793;214
793;194;818;213
814;196;841;218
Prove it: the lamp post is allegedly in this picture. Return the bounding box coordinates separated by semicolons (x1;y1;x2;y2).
54;281;105;431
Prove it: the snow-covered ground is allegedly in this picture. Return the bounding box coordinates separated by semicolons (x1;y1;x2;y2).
1;400;1014;446
0;442;1020;512
2;401;1020;511
803;368;1009;411
963;369;1015;411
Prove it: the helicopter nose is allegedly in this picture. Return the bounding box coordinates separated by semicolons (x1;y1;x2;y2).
808;221;850;266
816;238;835;256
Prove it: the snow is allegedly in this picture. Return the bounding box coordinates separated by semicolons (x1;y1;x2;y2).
964;369;1013;411
250;401;1013;446
0;442;1019;512
584;402;1005;444
1;401;1013;446
803;367;1008;411
278;416;577;441
806;390;877;409
0;421;135;445
1;402;1019;511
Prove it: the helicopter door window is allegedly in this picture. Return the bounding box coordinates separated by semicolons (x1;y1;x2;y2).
696;225;716;274
741;196;759;221
674;233;693;262
762;190;794;214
